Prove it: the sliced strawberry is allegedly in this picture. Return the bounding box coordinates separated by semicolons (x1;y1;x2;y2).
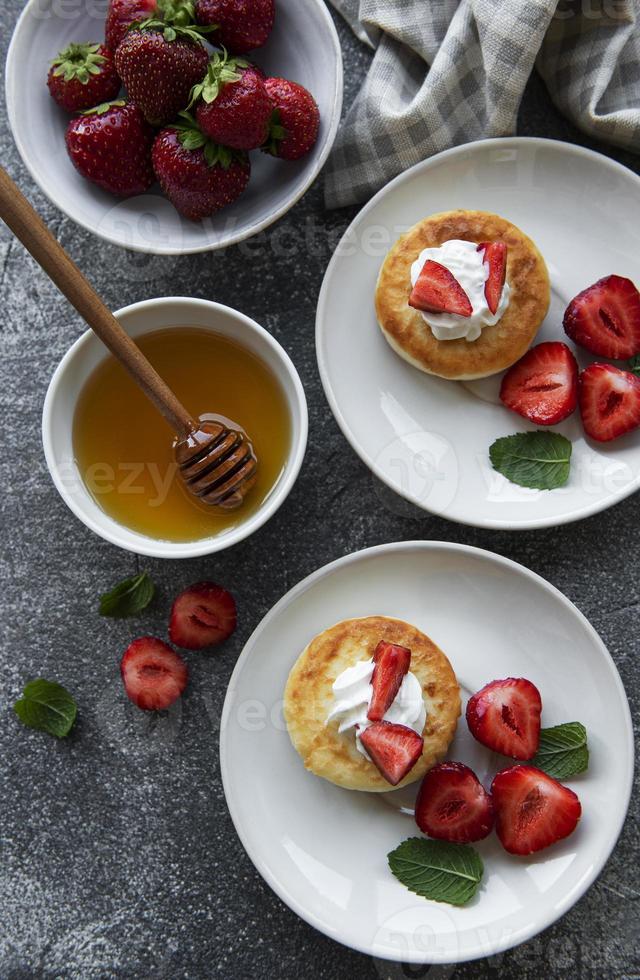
478;241;507;315
563;275;640;359
367;641;411;722
491;765;581;855
409;260;472;317
466;678;541;760
578;362;640;442
500;342;578;425
169;582;237;650
120;637;188;711
359;721;424;786
415;762;494;843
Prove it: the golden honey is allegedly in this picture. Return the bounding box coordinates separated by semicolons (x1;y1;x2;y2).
73;327;291;542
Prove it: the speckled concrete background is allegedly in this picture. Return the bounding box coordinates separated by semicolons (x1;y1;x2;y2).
1;2;638;978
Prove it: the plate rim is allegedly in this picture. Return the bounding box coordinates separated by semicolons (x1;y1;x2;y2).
219;539;635;963
315;136;640;531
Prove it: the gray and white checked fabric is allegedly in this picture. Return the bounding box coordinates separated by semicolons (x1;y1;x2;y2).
324;0;640;208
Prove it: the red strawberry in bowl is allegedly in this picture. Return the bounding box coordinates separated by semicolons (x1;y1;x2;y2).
152;112;250;220
190;52;273;151
500;342;579;426
491;765;581;855
578;362;640;442
195;0;275;53
563;274;640;360
415;762;494;843
65;101;155;197
262;78;320;161
409;259;472;317
47;43;121;113
359;721;424;786
106;0;158;51
169;581;237;649
477;241;507;315
466;677;542;760
367;640;411;722
121;636;188;711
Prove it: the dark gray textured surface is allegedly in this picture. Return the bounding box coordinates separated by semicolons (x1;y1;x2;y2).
1;3;638;978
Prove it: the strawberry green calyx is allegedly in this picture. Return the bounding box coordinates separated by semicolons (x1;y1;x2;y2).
171;111;238;168
51;42;108;85
262;108;287;155
189;49;249;106
156;0;197;25
81;99;127;116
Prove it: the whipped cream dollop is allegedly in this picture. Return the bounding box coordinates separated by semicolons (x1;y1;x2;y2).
410;238;510;342
325;658;426;758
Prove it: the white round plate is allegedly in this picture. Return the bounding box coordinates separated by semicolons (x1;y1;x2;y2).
220;541;633;964
6;0;343;254
316;138;640;529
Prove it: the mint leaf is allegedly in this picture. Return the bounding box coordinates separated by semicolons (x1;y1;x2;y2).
489;431;572;490
628;355;640;377
99;571;155;618
388;838;483;906
532;722;589;779
14;679;77;738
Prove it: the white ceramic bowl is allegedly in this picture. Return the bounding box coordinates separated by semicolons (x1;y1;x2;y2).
42;298;308;558
6;0;343;254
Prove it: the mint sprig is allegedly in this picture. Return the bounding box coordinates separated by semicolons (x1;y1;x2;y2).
388;838;483;906
532;722;589;779
489;431;572;490
99;571;155;618
14;679;77;739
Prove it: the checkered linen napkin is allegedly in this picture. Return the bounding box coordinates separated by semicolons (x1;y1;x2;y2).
325;0;640;208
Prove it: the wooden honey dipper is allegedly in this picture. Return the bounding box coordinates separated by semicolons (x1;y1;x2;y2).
0;166;257;510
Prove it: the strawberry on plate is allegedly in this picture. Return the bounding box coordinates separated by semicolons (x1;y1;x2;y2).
500;342;579;425
262;78;320;161
491;765;581;855
65;100;155;197
195;0;275;53
169;581;237;649
47;43;121;113
191;52;273;151
105;0;158;51
359;721;424;786
409;259;472;317
563;274;640;360
578;362;640;442
367;640;411;722
415;762;495;843
121;636;188;711
466;678;542;760
478;241;507;315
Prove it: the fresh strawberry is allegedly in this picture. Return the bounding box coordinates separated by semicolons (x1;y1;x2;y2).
367;640;411;722
491;765;581;855
190;52;273;150
500;342;579;425
121;636;188;711
563;275;640;359
105;0;158;51
169;581;237;649
409;259;473;317
466;678;542;760
47;43;121;113
578;362;640;442
115;22;209;126
359;721;424;786
415;762;494;843
152;112;250;219
477;241;507;315
195;0;275;53
262;78;320;161
65;100;155;197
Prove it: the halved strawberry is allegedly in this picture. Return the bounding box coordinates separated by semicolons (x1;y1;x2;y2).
466;678;541;760
409;260;472;317
367;640;411;722
478;241;507;315
563;275;640;359
121;637;188;711
169;582;237;650
500;342;579;425
578;362;640;442
415;762;494;843
359;721;424;786
491;765;581;855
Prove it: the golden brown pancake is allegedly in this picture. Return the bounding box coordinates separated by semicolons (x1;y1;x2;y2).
283;615;460;792
375;210;550;380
